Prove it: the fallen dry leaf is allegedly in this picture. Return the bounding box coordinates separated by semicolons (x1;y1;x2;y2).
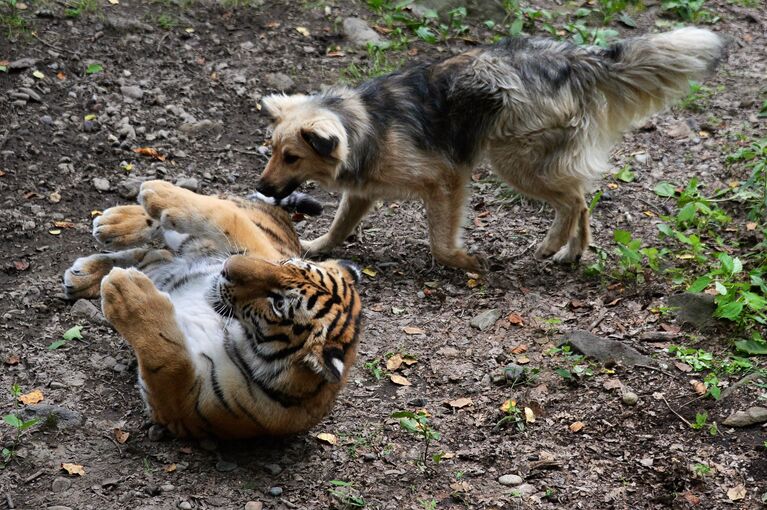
266;20;280;29
746;222;757;231
386;354;403;371
500;399;516;413
674;362;693;373
390;374;411;386
602;378;623;391
403;326;425;335
361;267;376;278
726;484;746;501
295;26;311;37
448;397;473;409
62;463;85;476
53;220;76;229
441;452;455;459
466;278;479;288
179;446;193;455
164;463;177;473
524;407;535;423
507;313;524;326
511;343;527;354
48;229;61;235
56;71;66;80
515;355;530;365
449;481;472;493
132;147;166;161
18;389;43;405
113;428;129;444
4;354;20;366
569;421;585;433
691;380;706;396
49;191;61;203
13;260;30;271
316;432;338;445
682;492;701;506
660;323;681;334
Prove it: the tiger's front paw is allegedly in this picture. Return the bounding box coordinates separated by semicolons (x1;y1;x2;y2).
101;268;172;330
63;254;115;300
139;180;200;220
94;205;160;248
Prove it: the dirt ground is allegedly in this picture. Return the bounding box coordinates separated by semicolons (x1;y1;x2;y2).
1;0;766;508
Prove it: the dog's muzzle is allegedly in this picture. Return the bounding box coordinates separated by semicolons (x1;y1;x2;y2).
255;179;301;200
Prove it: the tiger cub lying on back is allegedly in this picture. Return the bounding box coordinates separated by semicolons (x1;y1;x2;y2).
63;181;362;438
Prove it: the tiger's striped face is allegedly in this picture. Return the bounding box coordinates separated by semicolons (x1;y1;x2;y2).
211;255;362;383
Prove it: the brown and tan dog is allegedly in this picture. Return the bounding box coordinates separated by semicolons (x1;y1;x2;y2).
256;28;723;272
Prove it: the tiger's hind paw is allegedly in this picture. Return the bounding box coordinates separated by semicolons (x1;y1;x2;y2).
94;205;160;248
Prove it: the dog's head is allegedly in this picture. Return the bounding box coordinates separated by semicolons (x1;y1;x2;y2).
257;94;348;199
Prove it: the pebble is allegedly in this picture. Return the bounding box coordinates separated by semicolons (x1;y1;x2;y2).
10;57;38;69
70;299;106;324
178;120;222;137
634;153;649;165
498;474;524;486
22;404;83;429
148;424;166;441
470;309;500;331
516;483;537;496
178;502;192;510
263;72;295;92
622;391;639;406
215;460;238;473
268;486;283;497
39;115;53;126
161;484;175;492
262;463;282;475
19;87;42;102
342;17;383;47
121;85;144;99
112;363;127;373
47;507;73;510
175;177;199;192
117;178;144;199
93;178;111;192
723;406;767;427
51;476;72;492
244;502;263;510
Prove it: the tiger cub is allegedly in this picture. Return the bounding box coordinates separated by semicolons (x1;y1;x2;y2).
63;180;362;438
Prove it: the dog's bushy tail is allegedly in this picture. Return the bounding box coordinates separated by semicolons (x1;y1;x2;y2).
597;27;723;131
248;190;324;217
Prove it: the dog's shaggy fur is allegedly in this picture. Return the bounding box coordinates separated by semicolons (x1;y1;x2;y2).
257;28;723;272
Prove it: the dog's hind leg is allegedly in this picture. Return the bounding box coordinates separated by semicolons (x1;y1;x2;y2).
302;193;373;256
423;175;485;273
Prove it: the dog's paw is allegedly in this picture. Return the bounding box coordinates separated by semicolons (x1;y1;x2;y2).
94;205;160;248
551;244;583;264
301;236;335;257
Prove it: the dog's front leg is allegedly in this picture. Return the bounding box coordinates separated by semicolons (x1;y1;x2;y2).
302;193;373;256
423;181;485;273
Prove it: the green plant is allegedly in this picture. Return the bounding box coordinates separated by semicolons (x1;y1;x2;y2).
328;480;366;508
391;410;442;466
2;384;40;466
49;325;84;350
0;0;28;37
85;63;103;75
419;498;437;510
341;45;400;84
155;13;177;29
614;164;635;183
64;0;100;18
563;22;619;47
691;411;708;429
495;399;526;432
693;463;712;476
364;358;384;380
727;138;767;220
661;0;718;22
613;229;664;278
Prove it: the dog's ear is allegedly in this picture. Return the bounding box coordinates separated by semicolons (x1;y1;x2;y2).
261;94;305;122
301;129;339;159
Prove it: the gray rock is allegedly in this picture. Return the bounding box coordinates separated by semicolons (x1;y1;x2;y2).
47;507;74;510
148;424;167;441
21;404;84;429
244;502;263;510
178;502;192;510
516;483;537;497
666;120;693;139
70;299;107;325
18;87;42;102
622;391;638;406
215;460;238;473
412;0;504;19
723;406;767;427
178;120;223;137
666;293;716;331
634;153;649;165
470;309;500;331
498;474;524;486
161;484;175;492
268;486;283;497
175;177;199;192
262;463;282;475
562;330;652;367
263;72;295;92
342;17;382;47
93;177;111;192
121;85;144;99
117;178;145;199
503;363;526;383
9;57;38;70
40;115;53;126
104;15;154;32
51;476;72;492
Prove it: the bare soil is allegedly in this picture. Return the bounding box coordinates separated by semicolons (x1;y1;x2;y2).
1;0;766;508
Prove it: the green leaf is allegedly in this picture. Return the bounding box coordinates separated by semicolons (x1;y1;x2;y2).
415;26;437;44
47;339;67;350
654;181;676;198
677;202;697;223
509;16;524;36
714;281;727;295
390;411;415;419
734;339;767;355
555;368;572;379
3;415;22;429
618;13;637;27
329;480;352;487
19;418;39;431
614;165;635;183
62;325;83;341
715;301;743;321
613;229;632;245
0;65;7;73
86;63;103;75
743;291;767;311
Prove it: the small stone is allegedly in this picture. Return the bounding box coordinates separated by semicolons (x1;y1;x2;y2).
503;363;526;382
498;474;524;486
622;391;638;406
723;406;767;428
470;309;500;331
244;502;263;510
148;424;166;441
70;299;107;325
112;363;127;373
667;293;716;331
240;41;255;50
92;178;111;192
634;153;649;165
342;17;383;47
175;177;199;192
263;72;295;92
562;330;652;367
178;120;222;137
121;85;144;99
51;476;72;492
178;502;192;510
666;120;693;139
47;506;73;510
39;115;53;126
117;178;144;199
18;87;42;102
22;404;83;429
215;460;238;473
268;486;283;497
516;483;537;497
262;463;282;476
9;57;38;70
161;484;175;492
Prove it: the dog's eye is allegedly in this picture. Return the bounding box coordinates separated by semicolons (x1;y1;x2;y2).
284;153;300;165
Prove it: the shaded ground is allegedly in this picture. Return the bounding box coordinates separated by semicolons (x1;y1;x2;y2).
1;0;766;508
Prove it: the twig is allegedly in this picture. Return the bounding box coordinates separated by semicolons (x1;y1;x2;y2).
31;33;73;55
23;469;44;484
201;147;265;157
661;394;692;428
634;363;680;380
102;433;123;457
5;493;14;509
589;309;607;332
637;197;667;216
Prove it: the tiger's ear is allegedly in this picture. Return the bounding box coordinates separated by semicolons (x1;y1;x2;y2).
306;342;346;383
301;129;339;159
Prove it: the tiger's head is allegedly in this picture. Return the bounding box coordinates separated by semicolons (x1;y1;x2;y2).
210;255;362;384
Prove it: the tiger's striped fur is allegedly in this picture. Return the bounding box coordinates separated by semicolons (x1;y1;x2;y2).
63;180;362;438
